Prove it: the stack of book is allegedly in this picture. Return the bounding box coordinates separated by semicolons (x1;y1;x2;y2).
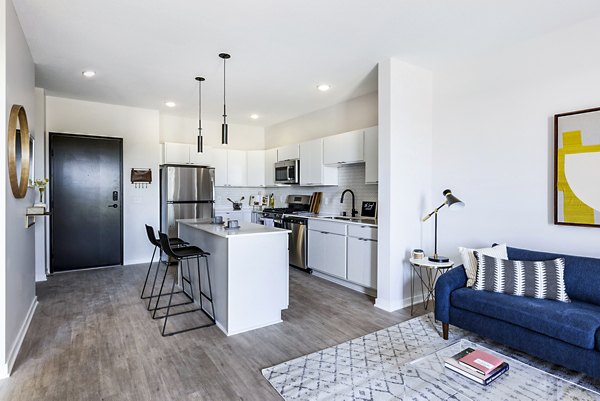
444;347;509;385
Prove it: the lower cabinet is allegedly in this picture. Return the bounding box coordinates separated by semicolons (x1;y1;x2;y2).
307;219;377;291
307;229;347;279
347;237;377;288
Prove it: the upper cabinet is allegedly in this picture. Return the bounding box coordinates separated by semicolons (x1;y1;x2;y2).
211;148;228;186
363;126;378;184
277;144;299;161
161;142;212;166
299;138;338;186
213;149;248;187
162;142;191;165
264;148;277;186
161;125;377;188
247;150;266;187
323;129;364;165
226;149;248;187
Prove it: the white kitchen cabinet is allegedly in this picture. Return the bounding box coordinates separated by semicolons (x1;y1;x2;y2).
323;129;365;165
300;138;338;186
227;149;247;187
212;148;228;186
308;229;347;279
264;148;277;186
162;142;213;166
277;144;300;161
162;142;190;164
363;126;378;184
347;236;377;288
247;150;266;187
189;145;213;166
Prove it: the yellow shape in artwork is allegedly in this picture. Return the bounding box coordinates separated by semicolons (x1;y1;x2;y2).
557;130;600;224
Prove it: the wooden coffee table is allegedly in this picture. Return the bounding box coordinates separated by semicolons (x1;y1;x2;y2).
402;339;599;400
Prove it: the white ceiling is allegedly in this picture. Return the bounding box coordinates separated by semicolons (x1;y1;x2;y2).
13;0;600;127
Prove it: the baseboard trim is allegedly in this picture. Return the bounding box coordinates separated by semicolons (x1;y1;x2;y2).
312;271;377;297
4;296;38;377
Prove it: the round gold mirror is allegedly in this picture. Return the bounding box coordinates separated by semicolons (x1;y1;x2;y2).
8;105;30;198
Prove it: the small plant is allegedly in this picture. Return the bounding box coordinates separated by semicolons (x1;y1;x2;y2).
30;178;49;204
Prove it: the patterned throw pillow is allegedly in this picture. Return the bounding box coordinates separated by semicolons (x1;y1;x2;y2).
472;253;570;303
459;243;508;287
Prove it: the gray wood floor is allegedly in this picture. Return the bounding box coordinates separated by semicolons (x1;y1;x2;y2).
0;263;428;401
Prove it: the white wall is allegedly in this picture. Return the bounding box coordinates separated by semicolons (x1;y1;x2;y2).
46;96;160;265
2;0;37;377
34;87;46;282
432;16;600;261
376;59;432;312
160;114;265;150
265;92;378;148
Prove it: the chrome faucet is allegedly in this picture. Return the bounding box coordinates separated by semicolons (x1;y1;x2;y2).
340;189;358;217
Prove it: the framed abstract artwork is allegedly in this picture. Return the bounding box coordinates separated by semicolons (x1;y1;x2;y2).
554;107;600;227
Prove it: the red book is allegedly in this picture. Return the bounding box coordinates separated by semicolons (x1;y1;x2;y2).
458;349;504;376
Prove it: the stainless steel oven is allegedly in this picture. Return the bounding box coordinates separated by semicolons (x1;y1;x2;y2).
274;159;299;185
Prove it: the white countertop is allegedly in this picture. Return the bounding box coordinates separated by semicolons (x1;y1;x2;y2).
178;219;290;238
255;211;377;227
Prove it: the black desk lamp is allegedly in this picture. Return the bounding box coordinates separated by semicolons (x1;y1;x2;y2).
422;189;465;263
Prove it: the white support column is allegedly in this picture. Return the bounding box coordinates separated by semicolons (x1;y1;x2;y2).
376;58;433;312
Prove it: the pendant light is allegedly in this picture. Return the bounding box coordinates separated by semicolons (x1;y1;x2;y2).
219;53;231;145
195;76;205;153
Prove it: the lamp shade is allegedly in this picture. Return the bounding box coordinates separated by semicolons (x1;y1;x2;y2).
443;189;465;210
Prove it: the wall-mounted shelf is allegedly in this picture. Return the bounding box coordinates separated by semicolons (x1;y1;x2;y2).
26;209;50;228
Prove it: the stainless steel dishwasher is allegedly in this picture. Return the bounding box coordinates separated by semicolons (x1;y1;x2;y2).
284;215;311;272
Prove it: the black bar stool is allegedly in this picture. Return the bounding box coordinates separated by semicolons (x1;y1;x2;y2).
142;224;193;312
155;232;215;336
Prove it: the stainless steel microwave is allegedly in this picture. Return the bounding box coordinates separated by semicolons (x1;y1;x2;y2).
274;159;299;184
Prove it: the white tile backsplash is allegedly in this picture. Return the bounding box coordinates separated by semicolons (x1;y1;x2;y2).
214;163;378;216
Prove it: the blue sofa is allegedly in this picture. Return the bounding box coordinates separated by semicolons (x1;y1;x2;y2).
435;246;600;378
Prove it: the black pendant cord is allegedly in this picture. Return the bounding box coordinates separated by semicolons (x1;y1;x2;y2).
219;53;230;145
195;76;205;153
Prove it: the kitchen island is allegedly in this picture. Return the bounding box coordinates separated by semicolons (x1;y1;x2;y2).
178;219;290;336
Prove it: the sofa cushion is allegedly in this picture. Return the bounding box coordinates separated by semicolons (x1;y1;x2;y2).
451;287;600;349
459;243;507;287
473;253;570;302
507;247;600;306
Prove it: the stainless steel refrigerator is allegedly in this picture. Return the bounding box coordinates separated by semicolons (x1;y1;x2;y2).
160;165;215;240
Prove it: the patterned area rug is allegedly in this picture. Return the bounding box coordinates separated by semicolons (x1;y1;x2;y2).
262;313;600;400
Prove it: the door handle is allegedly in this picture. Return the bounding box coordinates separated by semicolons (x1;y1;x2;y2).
108;204;118;208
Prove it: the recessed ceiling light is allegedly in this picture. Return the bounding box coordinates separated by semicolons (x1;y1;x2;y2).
317;84;331;92
165;101;176;108
82;70;96;78
250;114;259;119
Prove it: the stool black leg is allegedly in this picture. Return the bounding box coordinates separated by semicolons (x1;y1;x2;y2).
152;259;172;318
196;256;204;311
161;264;178;336
204;256;216;320
147;247;166;310
140;245;157;299
185;258;194;300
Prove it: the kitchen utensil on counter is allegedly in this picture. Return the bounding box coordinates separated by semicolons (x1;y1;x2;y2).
227;197;244;210
226;219;239;229
212;216;224;224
